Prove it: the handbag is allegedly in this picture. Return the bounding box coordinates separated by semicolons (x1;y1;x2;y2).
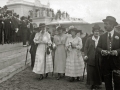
46;46;50;55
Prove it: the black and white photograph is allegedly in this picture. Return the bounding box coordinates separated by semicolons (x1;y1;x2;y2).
0;0;120;90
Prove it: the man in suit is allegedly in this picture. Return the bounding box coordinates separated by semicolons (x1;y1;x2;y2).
27;19;33;43
20;16;28;46
11;13;20;43
97;16;120;90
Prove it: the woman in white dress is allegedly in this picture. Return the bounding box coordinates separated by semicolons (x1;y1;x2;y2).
65;28;84;82
53;26;67;80
33;23;53;80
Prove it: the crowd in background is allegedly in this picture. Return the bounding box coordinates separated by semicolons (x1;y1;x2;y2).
0;5;33;46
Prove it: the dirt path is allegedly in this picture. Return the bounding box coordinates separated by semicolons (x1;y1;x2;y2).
0;67;105;90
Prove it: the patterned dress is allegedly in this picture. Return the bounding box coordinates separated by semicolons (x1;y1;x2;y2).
65;36;84;77
33;31;53;74
54;34;67;73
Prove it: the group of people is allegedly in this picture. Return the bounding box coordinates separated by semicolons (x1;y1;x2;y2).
0;7;33;45
30;23;84;81
29;16;120;90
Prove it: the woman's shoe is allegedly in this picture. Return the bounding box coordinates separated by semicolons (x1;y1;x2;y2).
45;73;48;78
69;77;74;82
90;85;96;90
39;74;43;80
56;73;61;80
77;77;81;81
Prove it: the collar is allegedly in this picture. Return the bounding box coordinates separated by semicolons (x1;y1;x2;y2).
108;29;114;37
92;35;100;41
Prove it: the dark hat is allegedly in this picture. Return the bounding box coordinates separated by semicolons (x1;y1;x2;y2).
6;10;12;14
20;16;25;20
56;26;63;31
92;24;100;30
29;19;32;22
99;29;104;32
39;23;46;28
92;24;100;32
13;13;17;16
102;16;118;25
68;28;80;34
34;27;40;31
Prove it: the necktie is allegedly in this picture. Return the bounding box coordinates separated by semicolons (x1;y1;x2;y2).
109;33;111;41
108;33;112;51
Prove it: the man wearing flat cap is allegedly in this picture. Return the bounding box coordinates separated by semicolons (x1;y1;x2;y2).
97;16;120;90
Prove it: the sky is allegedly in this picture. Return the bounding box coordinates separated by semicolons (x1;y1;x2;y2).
0;0;120;23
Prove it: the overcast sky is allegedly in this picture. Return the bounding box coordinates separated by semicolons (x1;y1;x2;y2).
0;0;120;23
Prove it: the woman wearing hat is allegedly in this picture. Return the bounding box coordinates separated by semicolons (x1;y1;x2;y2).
33;23;53;80
65;28;84;82
53;26;67;80
84;24;102;89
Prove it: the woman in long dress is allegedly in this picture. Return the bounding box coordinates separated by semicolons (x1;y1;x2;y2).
84;24;102;89
54;26;67;80
33;23;53;80
65;28;84;82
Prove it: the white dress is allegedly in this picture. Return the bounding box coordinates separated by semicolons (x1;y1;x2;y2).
65;36;84;77
33;31;53;74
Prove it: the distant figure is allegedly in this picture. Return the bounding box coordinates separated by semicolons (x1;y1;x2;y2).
20;16;28;46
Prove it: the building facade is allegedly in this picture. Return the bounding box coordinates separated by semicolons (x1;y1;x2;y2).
7;0;54;26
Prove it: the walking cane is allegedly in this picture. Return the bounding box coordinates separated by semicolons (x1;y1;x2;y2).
25;45;29;65
44;45;47;77
2;22;4;45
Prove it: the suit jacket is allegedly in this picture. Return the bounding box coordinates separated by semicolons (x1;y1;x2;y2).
29;32;38;55
21;21;27;33
81;36;88;52
84;37;96;66
97;31;120;69
11;17;19;29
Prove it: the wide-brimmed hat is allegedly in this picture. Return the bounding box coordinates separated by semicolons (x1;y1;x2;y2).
92;24;100;33
56;26;64;31
34;27;40;32
102;16;118;26
39;23;46;28
20;16;25;20
68;28;80;34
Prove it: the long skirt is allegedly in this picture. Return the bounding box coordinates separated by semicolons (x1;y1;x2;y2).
54;45;66;73
87;64;101;85
33;44;53;74
65;49;84;77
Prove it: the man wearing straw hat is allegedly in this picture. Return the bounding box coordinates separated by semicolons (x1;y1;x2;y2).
97;16;120;90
